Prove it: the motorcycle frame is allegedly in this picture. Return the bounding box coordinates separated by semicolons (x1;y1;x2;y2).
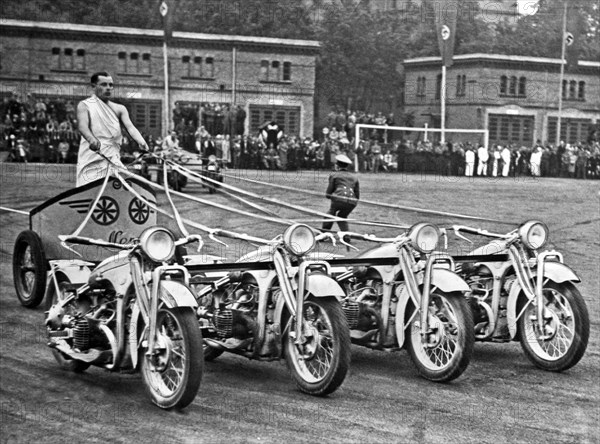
194;246;344;358
337;240;464;347
454;227;580;340
47;250;196;371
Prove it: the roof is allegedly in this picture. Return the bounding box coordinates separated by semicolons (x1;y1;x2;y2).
403;53;600;68
0;18;321;51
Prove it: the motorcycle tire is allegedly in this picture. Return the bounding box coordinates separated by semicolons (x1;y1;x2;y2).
518;281;589;372
46;278;91;373
13;230;47;308
405;291;474;382
284;296;351;396
141;307;203;409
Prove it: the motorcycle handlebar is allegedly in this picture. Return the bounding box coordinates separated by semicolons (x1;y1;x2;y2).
337;231;406;244
451;225;511;239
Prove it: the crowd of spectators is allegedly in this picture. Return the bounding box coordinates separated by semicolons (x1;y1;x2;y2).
3;92;598;180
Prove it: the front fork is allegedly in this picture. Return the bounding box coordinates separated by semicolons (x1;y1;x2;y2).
510;246;563;339
131;258;190;358
400;250;455;343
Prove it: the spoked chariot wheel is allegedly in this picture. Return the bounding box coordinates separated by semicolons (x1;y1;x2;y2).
13;230;48;307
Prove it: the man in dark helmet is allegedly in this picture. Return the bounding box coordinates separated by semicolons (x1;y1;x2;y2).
322;154;360;236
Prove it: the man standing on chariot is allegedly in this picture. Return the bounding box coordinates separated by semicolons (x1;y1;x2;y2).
76;71;149;186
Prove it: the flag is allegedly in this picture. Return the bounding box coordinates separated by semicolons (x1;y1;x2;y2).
513;0;541;17
565;8;584;72
159;0;174;44
433;0;458;67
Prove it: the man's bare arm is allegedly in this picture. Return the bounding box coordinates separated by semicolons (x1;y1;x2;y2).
117;105;149;151
76;102;101;151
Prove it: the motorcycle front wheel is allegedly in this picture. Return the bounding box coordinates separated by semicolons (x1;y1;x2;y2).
518;281;589;372
141;307;203;409
406;291;474;382
284;296;351;396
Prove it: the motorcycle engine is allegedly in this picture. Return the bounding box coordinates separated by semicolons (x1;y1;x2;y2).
213;283;258;339
345;278;383;330
465;273;494;326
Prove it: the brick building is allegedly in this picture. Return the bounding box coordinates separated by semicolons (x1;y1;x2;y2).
0;19;320;138
402;53;600;146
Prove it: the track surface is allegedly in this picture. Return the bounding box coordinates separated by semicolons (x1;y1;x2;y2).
1;164;598;443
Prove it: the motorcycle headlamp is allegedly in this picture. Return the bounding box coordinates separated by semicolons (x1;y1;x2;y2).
408;222;440;254
518;220;548;250
139;227;176;262
283;224;316;256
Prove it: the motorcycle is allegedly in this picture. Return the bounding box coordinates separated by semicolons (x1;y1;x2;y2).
156;148;190;191
189;224;351;396
329;223;475;382
452;221;589;371
124;150;151;181
45;228;205;409
200;155;223;194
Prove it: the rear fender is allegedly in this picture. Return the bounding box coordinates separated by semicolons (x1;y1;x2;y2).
394;285;413;348
44;259;93;300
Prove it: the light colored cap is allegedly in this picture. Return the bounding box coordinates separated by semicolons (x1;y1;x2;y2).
336;154;352;165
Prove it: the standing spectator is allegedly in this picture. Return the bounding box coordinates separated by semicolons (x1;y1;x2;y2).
162;130;180;151
491;146;501;177
575;147;589;179
530;145;542;177
465;146;475;177
477;144;489;176
58;139;70;163
500;145;511;177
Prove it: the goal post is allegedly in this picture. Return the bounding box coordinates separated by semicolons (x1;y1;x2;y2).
352;123;489;174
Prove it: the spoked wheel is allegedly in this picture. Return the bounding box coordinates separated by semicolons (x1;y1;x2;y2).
284;296;350;396
13;230;47;307
141;307;203;409
406;291;474;382
518;281;589;372
46;278;91;373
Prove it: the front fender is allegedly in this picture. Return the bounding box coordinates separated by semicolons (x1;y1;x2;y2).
306;273;346;298
431;268;470;293
506;262;580;338
45;260;93;301
160;280;197;308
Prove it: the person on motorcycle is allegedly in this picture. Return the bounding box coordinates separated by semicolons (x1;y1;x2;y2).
322;154;360;236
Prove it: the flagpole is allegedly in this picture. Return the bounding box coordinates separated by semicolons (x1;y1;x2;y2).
441;64;446;144
556;0;567;146
163;40;169;138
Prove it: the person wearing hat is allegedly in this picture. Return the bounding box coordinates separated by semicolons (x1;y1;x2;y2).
322;154;360;236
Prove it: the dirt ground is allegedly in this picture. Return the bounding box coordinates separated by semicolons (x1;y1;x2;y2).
1;164;598;443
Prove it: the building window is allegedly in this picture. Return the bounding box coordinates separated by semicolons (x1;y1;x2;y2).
500;75;507;95
562;80;568;99
283;62;292;81
260;60;269;81
141;53;151;75
456;74;466;97
205;57;214;78
569;80;577;99
271;61;280;82
118;52;127;73
518;76;526;97
181;56;190;76
578;81;585;100
63;48;73;70
417;76;426;99
130;52;139;73
193;56;202;78
508;76;517;96
51;47;60;69
74;49;85;70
